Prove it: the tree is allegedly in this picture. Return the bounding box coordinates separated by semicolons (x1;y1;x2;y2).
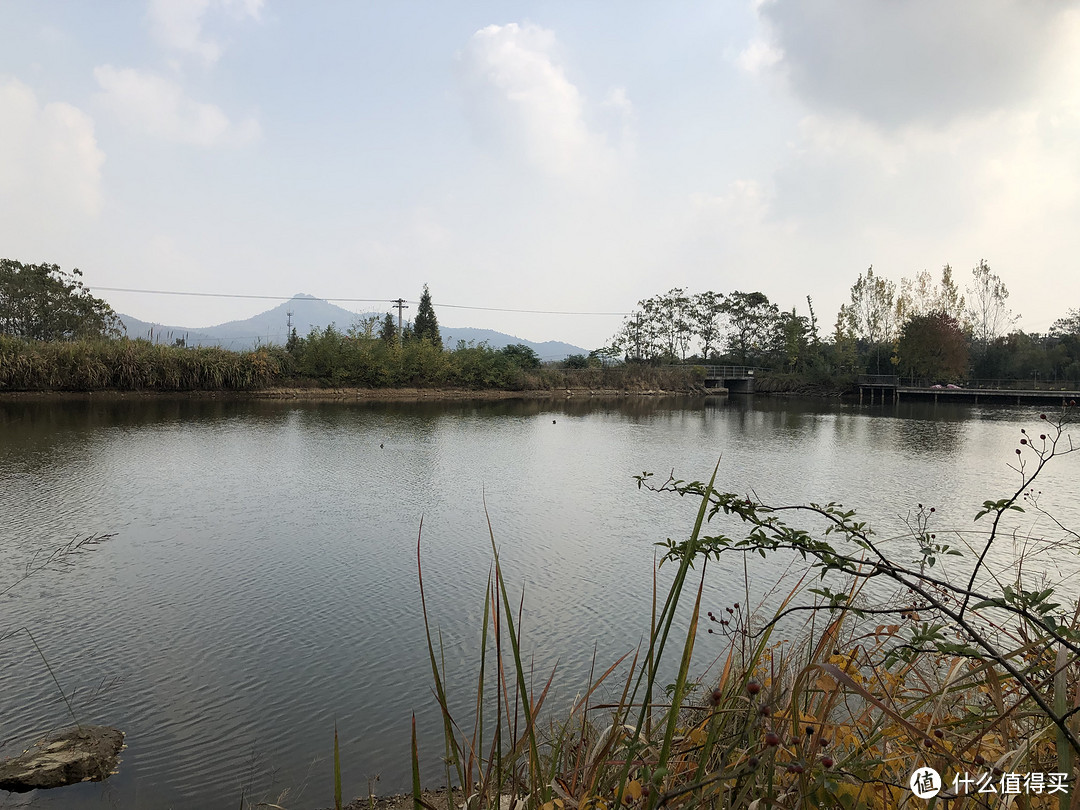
413;284;442;348
640;288;693;361
936;264;966;323
802;295;823;369
896;311;969;382
842;266;897;373
690;291;725;360
720;291;779;366
378;313;397;345
0;259;122;341
966;260;1016;376
831;310;858;372
612;312;650;362
500;343;540;369
778;308;811;372
897;265;967;326
348;315;381;340
1050;308;1080;337
589;345;620;366
843;266;897;347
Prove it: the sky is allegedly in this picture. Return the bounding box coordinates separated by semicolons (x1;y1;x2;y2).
2;1;1079;350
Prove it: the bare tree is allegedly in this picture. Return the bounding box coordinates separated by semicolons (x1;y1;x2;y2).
897;264;967;325
967;259;1017;348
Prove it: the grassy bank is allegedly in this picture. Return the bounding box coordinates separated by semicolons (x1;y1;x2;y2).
754;370;856;397
0;336;706;394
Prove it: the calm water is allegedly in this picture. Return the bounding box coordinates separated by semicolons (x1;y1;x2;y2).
1;395;1078;809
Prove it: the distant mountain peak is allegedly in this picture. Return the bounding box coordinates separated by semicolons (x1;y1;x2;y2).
115;299;588;360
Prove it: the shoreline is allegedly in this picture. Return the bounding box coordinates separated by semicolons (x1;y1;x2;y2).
0;385;725;402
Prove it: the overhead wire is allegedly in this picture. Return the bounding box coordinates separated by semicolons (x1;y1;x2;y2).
92;286;632;316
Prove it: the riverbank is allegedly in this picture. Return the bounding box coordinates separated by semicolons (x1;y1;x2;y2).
0;335;710;394
333;788;464;810
0;384;722;402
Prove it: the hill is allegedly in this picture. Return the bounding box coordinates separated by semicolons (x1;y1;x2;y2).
116;295;588;361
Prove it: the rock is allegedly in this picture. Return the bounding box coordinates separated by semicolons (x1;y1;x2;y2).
0;725;124;792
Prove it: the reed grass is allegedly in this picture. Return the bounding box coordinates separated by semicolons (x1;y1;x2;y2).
0;336;286;391
0;335;703;393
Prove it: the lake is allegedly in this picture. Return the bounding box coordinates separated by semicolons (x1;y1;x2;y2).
1;394;1078;809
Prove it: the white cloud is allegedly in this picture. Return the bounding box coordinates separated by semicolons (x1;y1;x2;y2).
94;65;260;146
735;38;782;75
458;22;626;180
602;86;633;117
0;77;104;223
689;180;770;230
147;0;264;65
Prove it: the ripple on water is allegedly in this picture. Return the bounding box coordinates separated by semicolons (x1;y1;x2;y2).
1;398;1077;809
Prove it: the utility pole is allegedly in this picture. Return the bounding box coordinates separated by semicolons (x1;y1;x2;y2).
392;298;409;344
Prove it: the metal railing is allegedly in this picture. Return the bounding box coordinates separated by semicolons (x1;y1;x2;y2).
857;374;900;387
888;378;1080;391
701;365;758;379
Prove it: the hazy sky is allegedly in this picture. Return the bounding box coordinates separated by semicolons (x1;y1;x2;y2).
2;1;1079;349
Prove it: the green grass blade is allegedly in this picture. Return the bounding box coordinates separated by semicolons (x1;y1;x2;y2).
485;502;546;804
334;723;342;810
656;562;707;772
412;713;424;810
416;519;466;789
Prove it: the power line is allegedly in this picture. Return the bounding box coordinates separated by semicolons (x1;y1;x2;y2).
92;285;631;316
432;301;630;316
94;286;390;303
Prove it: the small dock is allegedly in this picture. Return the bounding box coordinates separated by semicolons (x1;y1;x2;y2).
857;375;1080;405
703;365;756;394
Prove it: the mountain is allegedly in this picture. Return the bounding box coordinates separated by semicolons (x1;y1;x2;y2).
437;326;585;362
116;295;588;361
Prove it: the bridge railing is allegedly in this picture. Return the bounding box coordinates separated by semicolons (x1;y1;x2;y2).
890;378;1080;391
701;365;757;379
857;374;900;387
966;378;1080;391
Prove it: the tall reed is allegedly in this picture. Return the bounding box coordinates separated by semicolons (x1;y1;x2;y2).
0;336;286;391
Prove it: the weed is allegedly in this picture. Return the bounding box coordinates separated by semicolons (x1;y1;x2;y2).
407;409;1079;808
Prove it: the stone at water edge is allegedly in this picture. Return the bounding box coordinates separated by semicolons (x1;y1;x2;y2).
0;725;124;792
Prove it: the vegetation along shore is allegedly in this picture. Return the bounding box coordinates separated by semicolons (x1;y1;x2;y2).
2;259;1080;396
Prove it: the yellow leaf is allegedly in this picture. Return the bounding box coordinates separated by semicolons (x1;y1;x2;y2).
624;780;643;803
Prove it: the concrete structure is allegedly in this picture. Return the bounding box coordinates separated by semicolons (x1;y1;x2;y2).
702;365;756;394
